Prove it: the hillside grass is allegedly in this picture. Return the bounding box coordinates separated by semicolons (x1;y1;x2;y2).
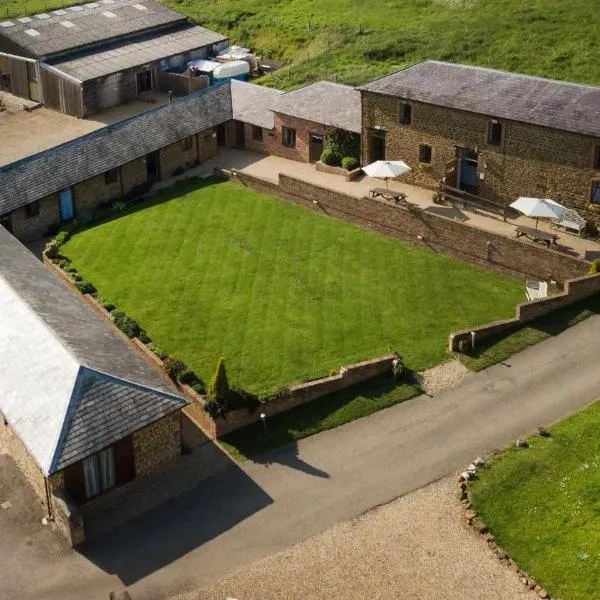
3;0;598;90
61;177;523;396
470;402;600;600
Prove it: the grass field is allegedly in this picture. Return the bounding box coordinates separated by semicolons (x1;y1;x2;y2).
470;402;600;600
2;0;599;90
61;177;522;395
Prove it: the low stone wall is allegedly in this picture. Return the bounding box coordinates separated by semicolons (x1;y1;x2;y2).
222;169;588;284
184;355;395;439
315;161;363;181
52;488;85;546
449;272;600;351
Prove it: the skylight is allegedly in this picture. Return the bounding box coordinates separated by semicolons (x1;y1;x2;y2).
60;20;75;28
18;16;33;23
24;28;41;37
69;5;84;11
0;21;15;28
133;3;148;10
35;13;51;19
102;11;117;17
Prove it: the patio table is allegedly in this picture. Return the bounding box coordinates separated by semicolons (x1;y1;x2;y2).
515;225;559;247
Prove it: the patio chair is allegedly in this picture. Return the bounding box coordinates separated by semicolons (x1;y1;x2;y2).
525;280;548;301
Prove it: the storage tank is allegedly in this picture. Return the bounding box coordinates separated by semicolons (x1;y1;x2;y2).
212;60;250;83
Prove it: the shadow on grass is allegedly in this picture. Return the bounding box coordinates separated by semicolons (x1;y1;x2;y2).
459;293;600;371
221;374;422;460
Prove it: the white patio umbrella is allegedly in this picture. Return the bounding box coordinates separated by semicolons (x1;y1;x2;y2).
509;196;566;230
362;160;412;194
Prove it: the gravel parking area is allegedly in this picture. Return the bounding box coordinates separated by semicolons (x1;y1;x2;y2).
173;475;537;600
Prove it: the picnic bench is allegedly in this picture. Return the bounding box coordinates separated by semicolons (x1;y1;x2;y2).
370;187;407;204
515;225;559;247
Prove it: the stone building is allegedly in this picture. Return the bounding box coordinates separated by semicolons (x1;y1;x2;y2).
359;61;600;226
0;81;232;242
0;226;187;545
0;0;227;117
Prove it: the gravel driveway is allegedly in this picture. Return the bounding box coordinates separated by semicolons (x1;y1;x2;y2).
173;475;537;600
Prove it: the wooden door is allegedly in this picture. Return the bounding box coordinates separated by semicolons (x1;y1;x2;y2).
309;134;324;163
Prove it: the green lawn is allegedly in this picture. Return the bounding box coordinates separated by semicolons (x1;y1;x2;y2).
221;375;421;460
459;293;600;371
61;177;523;395
2;1;599;90
470;402;600;600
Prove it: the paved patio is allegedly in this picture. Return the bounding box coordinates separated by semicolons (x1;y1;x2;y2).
200;150;600;261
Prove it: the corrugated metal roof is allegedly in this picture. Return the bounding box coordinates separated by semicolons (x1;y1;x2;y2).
231;79;282;129
358;60;600;138
0;228;186;475
0;0;186;58
46;24;227;81
275;81;362;134
0;81;233;214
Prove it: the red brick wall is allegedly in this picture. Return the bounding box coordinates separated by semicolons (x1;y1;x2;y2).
221;169;588;284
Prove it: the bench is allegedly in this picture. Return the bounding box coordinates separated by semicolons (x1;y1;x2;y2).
369;187;407;204
515;226;559;247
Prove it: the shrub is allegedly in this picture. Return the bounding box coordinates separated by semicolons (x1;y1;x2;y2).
588;259;600;274
68;271;82;282
326;129;360;163
76;280;96;295
63;264;77;274
341;156;359;171
207;357;230;404
320;148;339;166
191;381;206;395
56;258;71;269
54;230;70;246
43;240;60;259
102;300;116;313
147;342;168;360
138;330;151;344
163;357;187;381
112;310;141;338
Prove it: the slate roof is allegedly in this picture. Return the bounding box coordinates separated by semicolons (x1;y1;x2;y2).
0;81;232;214
0;227;186;475
0;0;185;58
46;23;227;82
230;79;283;129
358;60;600;138
274;81;362;134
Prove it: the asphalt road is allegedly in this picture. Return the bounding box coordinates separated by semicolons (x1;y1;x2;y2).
5;314;600;600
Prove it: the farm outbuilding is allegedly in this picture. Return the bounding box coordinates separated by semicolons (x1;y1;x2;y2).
0;0;227;117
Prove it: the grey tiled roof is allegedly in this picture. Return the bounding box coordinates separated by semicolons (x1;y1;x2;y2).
54;368;185;472
231;80;283;129
0;81;232;214
275;81;361;133
0;227;186;475
46;24;227;82
358;60;600;138
0;0;185;58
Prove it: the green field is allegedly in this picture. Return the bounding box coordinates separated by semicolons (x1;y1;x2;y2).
470;402;600;600
61;177;523;395
2;0;599;90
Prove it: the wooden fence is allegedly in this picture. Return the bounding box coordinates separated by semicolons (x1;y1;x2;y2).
155;71;209;97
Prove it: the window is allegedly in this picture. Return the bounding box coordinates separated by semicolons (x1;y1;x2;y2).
252;126;263;141
82;446;116;499
25;200;39;218
104;168;118;185
591;180;600;205
282;126;296;148
419;144;432;163
181;136;193;151
594;145;600;171
399;101;412;125
488;119;502;146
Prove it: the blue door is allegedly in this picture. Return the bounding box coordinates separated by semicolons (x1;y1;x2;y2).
59;189;74;221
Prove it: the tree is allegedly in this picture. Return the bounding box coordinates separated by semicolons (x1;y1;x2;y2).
207;357;230;405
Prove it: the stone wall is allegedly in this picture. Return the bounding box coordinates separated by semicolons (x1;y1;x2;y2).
223;170;588;284
159;137;199;179
449;272;600;350
269;113;334;163
132;411;182;477
197;127;219;162
183;355;395;439
74;171;123;214
361;91;600;227
121;156;148;194
10;193;60;242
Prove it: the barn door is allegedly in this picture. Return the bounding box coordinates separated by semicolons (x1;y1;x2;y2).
27;62;39;102
59;189;74;221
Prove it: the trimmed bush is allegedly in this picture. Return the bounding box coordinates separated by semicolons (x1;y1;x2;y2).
191;381;206;395
341;156;359;171
588;259;600;274
147;342;168;360
320;148;339;166
76;280;96;295
164;357;187;381
43;240;60;259
112;310;141;338
207;357;230;404
54;230;71;246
